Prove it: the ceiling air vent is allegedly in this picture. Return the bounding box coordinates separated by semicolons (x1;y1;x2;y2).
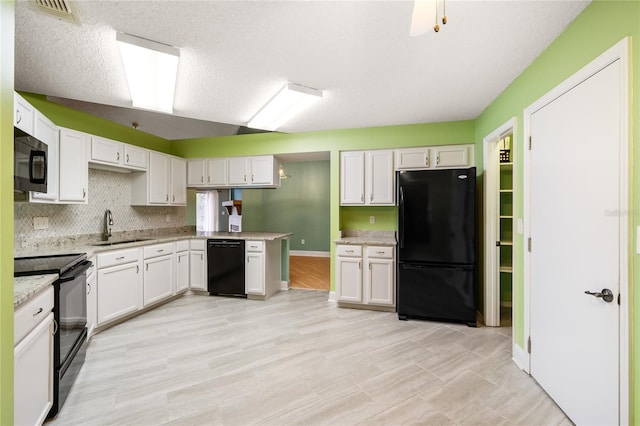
34;0;80;23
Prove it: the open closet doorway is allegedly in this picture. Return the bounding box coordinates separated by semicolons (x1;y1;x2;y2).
483;118;516;327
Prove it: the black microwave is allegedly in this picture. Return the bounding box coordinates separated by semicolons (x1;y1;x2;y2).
14;127;48;193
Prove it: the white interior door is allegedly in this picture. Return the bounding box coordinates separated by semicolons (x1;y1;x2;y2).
529;60;621;425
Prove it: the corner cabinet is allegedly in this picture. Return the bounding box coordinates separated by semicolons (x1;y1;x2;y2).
245;239;281;300
335;244;395;308
340;150;394;206
189;239;207;291
131;152;186;206
58;127;89;204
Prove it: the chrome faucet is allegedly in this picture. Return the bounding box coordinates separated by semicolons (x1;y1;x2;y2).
103;209;114;241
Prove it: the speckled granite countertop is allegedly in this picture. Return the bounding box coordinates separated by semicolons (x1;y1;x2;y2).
14;230;292;307
14;274;58;309
334;230;397;246
14;231;292;258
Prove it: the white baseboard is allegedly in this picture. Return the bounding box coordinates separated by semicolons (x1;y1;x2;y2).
290;250;330;257
328;291;336;302
280;280;289;291
512;342;529;373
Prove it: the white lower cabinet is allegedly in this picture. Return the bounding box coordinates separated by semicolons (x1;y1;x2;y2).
14;285;54;426
336;244;395;307
86;258;97;337
96;249;142;325
143;243;174;307
189;239;207;291
245;240;281;300
176;241;190;293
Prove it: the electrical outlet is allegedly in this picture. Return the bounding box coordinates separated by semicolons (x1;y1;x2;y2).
165;214;171;223
369;216;375;224
301;239;305;245
33;217;49;230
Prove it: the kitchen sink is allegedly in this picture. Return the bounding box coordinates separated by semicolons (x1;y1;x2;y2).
91;238;155;247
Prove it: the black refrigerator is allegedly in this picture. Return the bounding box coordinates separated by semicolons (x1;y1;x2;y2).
397;167;477;327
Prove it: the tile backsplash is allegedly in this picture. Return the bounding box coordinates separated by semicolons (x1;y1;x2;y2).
15;169;186;246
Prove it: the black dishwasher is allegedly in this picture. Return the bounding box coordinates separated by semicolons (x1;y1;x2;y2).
207;239;246;297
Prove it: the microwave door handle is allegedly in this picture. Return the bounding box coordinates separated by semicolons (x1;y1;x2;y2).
399;186;405;249
29;150;47;184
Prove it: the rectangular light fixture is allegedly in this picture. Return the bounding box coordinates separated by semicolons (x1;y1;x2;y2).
248;83;323;131
116;32;180;114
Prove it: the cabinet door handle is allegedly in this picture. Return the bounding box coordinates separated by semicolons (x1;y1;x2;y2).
16;109;21;124
346;249;354;253
157;249;164;253
117;152;120;161
358;261;361;269
244;174;247;182
436;155;440;165
52;319;58;335
178;257;181;263
127;154;130;163
369;263;372;270
425;155;428;166
252;174;254;182
116;256;125;260
360;194;364;202
83;188;86;199
172;195;175;202
136;265;139;273
200;254;203;260
376;251;385;254
33;307;43;317
87;283;91;295
370;193;373;202
166;194;169;202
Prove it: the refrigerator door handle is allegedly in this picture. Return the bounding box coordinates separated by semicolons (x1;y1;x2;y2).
399;186;405;248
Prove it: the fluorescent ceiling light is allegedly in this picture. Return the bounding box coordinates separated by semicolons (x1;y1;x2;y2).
116;32;179;114
248;83;323;131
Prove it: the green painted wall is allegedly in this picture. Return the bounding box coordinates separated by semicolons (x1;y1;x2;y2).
1;2;14;422
19;92;171;153
242;161;331;252
171;120;475;292
474;0;639;421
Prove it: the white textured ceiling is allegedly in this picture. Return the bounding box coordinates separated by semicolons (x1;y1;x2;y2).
15;0;590;140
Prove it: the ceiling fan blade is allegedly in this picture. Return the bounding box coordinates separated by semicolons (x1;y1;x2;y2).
409;0;434;37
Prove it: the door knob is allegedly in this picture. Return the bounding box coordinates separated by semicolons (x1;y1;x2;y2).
584;288;614;303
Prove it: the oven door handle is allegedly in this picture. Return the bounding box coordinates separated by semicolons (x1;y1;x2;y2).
58;260;93;282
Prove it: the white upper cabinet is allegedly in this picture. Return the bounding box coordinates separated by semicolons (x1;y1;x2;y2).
432;145;472;168
91;136;123;166
170;156;187;205
123;145;148;170
341;150;394;206
228;157;249;186
340;151;365;205
395;147;430;169
395;144;474;171
192;155;278;188
187;159;206;186
14;93;34;134
58;128;89;204
90;136;148;172
30;111;59;203
366;150;394;205
131;152;185;206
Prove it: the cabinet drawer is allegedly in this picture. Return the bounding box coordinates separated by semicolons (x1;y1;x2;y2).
97;248;140;269
143;243;174;259
246;241;264;252
336;245;362;257
190;239;206;250
14;286;54;346
366;246;394;259
176;240;190;252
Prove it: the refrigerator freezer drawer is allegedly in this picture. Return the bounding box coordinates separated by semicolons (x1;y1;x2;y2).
397;262;476;326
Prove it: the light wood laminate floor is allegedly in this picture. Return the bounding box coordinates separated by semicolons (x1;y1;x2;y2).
47;290;569;425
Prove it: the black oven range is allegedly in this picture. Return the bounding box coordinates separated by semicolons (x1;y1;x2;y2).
14;253;92;418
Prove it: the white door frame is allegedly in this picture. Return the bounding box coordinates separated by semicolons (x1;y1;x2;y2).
483;117;516;328
523;37;629;424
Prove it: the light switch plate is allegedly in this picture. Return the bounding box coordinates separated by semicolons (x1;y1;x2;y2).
165;214;171;223
369;216;375;224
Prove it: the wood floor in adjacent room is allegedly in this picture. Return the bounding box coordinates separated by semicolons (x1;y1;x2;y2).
47;290;569;426
289;256;330;291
